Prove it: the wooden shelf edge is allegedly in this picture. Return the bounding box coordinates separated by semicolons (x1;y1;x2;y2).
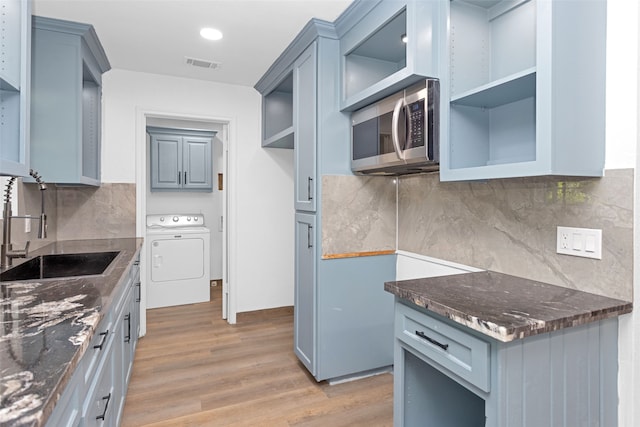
322;249;396;260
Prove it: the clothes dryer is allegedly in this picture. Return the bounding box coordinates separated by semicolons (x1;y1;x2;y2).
146;214;210;308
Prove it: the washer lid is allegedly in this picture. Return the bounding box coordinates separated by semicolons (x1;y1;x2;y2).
146;214;205;228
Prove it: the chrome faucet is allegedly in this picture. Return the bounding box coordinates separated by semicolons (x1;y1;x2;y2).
1;170;48;269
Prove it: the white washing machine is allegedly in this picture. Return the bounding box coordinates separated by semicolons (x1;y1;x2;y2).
146;214;210;309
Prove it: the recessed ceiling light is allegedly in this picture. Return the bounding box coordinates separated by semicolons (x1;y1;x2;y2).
200;27;223;41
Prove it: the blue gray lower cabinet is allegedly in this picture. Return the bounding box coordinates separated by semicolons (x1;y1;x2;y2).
315;255;396;380
45;258;140;427
294;218;396;382
394;299;618;427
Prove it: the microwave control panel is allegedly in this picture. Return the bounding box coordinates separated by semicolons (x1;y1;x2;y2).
406;99;425;149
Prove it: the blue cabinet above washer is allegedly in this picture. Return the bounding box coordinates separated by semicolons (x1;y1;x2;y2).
147;127;215;192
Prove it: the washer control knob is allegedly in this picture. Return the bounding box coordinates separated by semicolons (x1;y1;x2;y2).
187;217;191;221
173;216;179;222
159;217;165;222
194;217;199;222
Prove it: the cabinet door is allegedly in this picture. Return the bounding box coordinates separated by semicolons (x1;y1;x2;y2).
293;42;317;212
294;213;316;375
131;263;141;350
182;135;213;191
122;285;135;384
112;285;133;427
45;373;82;427
150;133;182;190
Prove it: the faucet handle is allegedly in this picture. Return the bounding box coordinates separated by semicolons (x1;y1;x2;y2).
7;241;30;260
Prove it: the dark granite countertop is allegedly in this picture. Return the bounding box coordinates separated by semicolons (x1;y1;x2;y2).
0;238;143;427
385;271;633;343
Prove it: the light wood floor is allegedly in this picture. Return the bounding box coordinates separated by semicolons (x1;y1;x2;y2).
121;286;393;426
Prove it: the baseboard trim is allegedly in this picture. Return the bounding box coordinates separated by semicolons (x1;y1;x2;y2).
236;305;294;323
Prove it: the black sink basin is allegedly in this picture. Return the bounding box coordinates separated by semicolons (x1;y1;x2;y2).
0;251;120;281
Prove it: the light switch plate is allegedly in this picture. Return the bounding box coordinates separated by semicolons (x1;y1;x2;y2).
556;226;602;259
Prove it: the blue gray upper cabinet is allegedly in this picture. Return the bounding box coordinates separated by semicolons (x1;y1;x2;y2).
335;0;443;111
30;16;110;186
147;127;215;192
256;19;351;212
293;41;317;212
0;0;31;177
439;0;606;181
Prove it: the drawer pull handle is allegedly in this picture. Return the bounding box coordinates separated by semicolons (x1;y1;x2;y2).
96;393;111;420
93;330;109;350
125;313;131;343
415;330;449;351
307;177;313;201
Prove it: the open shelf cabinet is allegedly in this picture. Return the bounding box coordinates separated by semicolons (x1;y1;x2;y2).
440;0;606;181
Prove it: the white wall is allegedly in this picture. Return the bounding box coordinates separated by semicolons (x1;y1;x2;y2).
605;0;639;170
101;69;295;314
605;0;640;424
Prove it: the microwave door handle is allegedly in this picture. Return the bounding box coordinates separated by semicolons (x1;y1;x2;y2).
391;98;406;161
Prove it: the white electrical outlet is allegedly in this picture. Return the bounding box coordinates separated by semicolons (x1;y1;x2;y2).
24;215;31;233
556;226;602;259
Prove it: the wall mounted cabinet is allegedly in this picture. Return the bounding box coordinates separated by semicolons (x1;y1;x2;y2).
30;16;110;186
0;0;31;177
147;127;215;192
336;0;442;111
439;0;606;181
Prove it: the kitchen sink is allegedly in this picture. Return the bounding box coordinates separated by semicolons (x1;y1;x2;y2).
0;251;120;281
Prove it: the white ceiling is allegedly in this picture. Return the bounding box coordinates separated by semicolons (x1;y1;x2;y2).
33;0;352;87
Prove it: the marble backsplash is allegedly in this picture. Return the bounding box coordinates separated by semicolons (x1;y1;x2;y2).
55;183;136;240
321;175;396;256
321;170;633;301
398;169;634;301
3;183;136;253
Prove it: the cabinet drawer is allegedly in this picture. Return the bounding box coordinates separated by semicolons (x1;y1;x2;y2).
82;313;113;387
83;349;115;427
395;302;490;392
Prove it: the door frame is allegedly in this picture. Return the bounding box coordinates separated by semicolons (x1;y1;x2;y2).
135;108;238;336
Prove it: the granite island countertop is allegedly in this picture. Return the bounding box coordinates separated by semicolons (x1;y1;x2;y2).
385;270;633;342
0;238;143;427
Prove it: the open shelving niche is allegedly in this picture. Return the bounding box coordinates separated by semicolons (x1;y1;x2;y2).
447;0;537;171
0;0;30;176
262;72;294;148
342;8;407;109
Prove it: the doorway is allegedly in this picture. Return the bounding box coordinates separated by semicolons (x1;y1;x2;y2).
136;109;235;336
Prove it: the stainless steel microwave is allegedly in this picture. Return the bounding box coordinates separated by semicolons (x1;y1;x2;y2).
351;79;439;175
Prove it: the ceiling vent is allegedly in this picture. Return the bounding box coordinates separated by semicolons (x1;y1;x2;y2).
185;56;221;70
